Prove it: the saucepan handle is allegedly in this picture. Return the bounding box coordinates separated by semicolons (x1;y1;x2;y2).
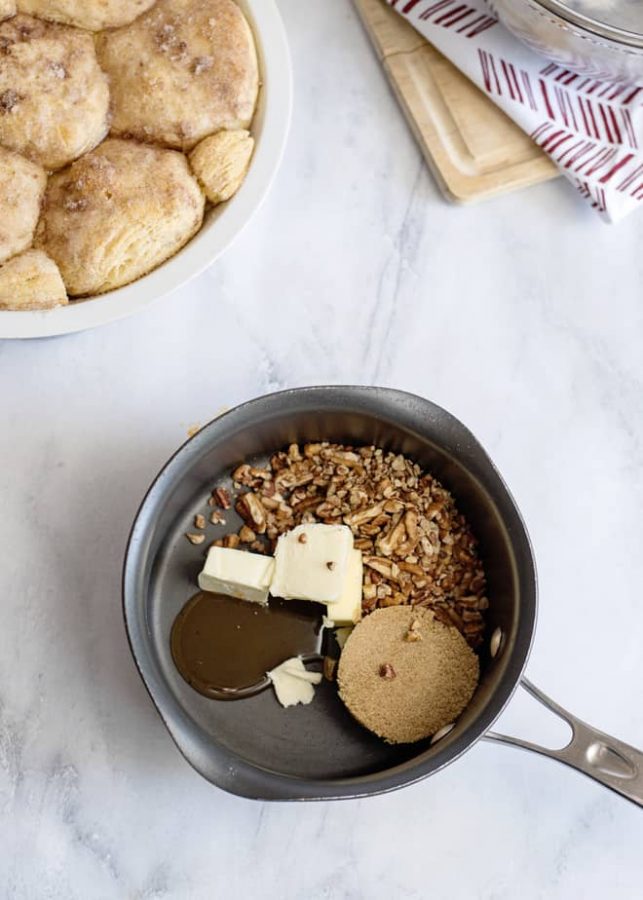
483;679;643;808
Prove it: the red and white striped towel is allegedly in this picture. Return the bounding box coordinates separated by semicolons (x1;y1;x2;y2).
387;0;643;222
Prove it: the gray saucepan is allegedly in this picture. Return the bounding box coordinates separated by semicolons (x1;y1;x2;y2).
122;386;642;805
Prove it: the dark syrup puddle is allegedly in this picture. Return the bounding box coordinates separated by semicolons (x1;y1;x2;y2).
171;592;324;699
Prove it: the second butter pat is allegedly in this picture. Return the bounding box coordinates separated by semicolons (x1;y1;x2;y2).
270;523;353;605
328;549;363;625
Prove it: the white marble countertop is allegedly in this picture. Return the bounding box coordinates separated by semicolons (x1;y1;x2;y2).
1;1;642;897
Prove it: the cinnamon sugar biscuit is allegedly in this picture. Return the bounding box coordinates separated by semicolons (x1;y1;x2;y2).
0;15;109;169
96;0;258;151
189;129;254;204
16;1;156;31
0;2;16;22
0;145;46;264
35;138;205;295
0;248;67;310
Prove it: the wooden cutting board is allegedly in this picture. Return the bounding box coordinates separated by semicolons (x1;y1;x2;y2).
354;0;558;202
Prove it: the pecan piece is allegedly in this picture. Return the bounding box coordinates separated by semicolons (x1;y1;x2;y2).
376;515;407;556
404;618;422;642
238;525;256;543
363;556;393;578
323;657;337;681
212;487;231;509
235;492;267;534
232;464;254;486
291;494;321;514
344;502;385;527
404;509;418;542
398;561;424;576
380;592;406;607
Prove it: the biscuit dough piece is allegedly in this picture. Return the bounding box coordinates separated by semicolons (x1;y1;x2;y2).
0;248;68;310
338;607;480;744
0;146;46;263
96;0;259;151
0;15;109;170
35;138;205;296
189;129;254;204
0;2;16;22
16;1;156;31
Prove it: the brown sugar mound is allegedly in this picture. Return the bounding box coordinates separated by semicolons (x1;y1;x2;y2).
337;607;480;744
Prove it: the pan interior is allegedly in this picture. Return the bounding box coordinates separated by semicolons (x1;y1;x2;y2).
137;399;528;782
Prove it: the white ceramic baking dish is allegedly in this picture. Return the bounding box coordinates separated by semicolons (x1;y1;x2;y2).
0;0;292;340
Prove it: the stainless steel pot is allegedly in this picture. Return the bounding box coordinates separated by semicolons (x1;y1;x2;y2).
488;0;643;82
122;386;642;805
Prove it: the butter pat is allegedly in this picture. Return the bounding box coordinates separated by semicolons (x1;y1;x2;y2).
198;546;274;605
267;657;322;707
327;549;363;625
270;523;353;604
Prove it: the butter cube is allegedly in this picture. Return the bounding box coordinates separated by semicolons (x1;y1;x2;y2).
270;523;353;604
198;546;275;605
267;657;322;707
327;549;363;625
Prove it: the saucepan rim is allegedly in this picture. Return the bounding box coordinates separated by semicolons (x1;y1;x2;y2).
122;385;537;800
516;0;643;49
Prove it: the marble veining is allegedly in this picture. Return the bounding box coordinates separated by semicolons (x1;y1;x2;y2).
0;0;642;897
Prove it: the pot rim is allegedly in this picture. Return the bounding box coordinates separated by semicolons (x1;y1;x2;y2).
529;0;643;51
122;386;538;800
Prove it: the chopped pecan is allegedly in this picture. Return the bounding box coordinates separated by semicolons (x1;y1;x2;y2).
376;516;406;556
363;556;393;578
323;657;337;681
343;502;385;527
404;618;423;642
380;592;405;607
304;443;324;458
235;492;267;534
238;525;256;543
202;442;487;638
212;487;231;509
232;464;254;486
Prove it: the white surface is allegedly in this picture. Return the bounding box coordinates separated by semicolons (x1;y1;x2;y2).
0;0;292;338
0;0;642;897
